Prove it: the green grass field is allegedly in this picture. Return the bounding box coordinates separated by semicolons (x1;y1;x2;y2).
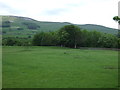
2;46;118;88
0;46;2;89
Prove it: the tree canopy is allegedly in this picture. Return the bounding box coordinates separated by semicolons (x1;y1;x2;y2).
58;25;82;48
113;16;120;24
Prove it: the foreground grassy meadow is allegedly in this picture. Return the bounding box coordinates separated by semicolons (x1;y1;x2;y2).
2;46;118;88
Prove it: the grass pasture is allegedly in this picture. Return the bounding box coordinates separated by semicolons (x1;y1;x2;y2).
2;46;118;88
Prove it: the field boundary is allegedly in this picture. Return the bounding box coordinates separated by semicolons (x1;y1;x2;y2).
79;47;120;51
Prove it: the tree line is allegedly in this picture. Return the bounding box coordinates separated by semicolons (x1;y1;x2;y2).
33;25;119;48
2;25;120;49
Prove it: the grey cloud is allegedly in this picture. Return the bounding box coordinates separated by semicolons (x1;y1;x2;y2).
0;2;23;14
44;8;69;15
67;3;84;7
43;2;83;16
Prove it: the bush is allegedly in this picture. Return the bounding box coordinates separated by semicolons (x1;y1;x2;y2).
22;22;40;29
17;27;24;30
1;21;11;27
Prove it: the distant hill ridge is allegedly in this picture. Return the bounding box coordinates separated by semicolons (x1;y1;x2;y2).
1;15;118;38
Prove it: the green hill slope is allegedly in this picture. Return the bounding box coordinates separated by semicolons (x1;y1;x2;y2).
79;24;118;34
1;15;118;38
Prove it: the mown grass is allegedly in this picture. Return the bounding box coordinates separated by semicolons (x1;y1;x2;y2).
2;46;118;88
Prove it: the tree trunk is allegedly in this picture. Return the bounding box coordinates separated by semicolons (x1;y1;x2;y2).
74;43;77;48
74;39;77;48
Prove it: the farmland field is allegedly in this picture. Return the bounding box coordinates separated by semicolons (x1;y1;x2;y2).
2;46;118;88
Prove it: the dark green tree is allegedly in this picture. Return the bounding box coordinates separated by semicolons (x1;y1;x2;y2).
58;25;81;48
32;32;58;46
98;33;118;48
32;32;45;46
113;16;120;24
5;38;16;46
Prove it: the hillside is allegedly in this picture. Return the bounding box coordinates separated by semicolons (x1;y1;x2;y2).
1;15;118;38
79;24;118;34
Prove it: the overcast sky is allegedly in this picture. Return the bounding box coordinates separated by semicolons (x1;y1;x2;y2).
0;0;119;29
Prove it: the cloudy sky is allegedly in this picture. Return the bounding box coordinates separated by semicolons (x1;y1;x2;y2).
0;0;119;29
